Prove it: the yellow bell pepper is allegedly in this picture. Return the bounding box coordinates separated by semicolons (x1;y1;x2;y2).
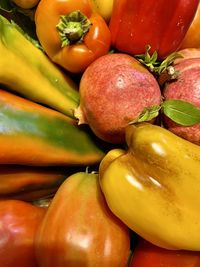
99;123;200;251
90;0;113;22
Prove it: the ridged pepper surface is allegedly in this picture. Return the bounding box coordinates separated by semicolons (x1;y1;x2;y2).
35;171;130;267
109;0;199;59
99;123;200;250
35;0;111;73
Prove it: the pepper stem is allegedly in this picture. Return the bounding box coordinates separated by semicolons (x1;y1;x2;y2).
56;10;91;47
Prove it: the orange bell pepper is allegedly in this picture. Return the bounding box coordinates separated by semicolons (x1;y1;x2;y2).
35;0;111;73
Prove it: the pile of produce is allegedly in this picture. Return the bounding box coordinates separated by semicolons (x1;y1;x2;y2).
1;0;200;266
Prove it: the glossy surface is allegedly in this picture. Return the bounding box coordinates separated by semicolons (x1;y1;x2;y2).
90;0;113;22
109;0;199;59
130;239;200;267
0;165;71;201
180;3;200;49
100;123;200;250
0;200;45;267
0;89;104;166
0;15;79;118
35;172;130;267
35;0;111;73
12;0;40;9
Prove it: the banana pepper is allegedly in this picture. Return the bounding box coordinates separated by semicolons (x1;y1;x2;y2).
99;123;200;250
0;15;79;119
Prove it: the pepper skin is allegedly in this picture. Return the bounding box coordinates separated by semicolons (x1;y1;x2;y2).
0;165;79;201
89;0;113;22
0;89;104;166
35;0;111;73
11;0;40;9
0;15;79;119
99;123;200;250
130;239;200;267
109;0;199;59
0;200;46;267
35;172;130;267
180;3;200;49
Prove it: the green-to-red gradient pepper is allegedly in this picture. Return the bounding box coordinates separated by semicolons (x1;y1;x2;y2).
109;0;200;59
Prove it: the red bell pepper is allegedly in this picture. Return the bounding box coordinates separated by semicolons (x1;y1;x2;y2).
109;0;199;59
129;239;200;267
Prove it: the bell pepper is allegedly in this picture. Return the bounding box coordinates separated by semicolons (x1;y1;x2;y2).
35;171;130;267
89;0;114;22
0;199;46;267
35;0;111;73
130;239;200;267
180;3;200;49
11;0;40;9
109;0;199;59
99;122;200;250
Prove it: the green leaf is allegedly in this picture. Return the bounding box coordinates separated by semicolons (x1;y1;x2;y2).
129;105;161;124
0;1;43;51
135;45;159;72
135;45;183;76
154;52;183;75
162;100;200;126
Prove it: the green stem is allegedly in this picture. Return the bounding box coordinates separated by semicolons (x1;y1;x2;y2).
56;10;91;47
